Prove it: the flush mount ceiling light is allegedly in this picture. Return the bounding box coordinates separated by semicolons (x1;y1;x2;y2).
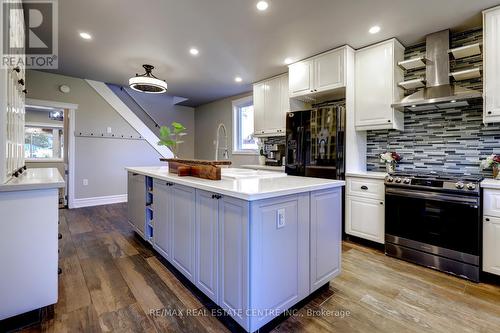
129;64;168;94
369;25;381;34
79;32;92;40
256;1;269;11
189;48;199;56
234;76;243;83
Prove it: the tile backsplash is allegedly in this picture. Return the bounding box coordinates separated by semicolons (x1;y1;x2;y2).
367;27;500;176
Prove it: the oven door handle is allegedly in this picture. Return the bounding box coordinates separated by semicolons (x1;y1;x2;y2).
385;188;479;206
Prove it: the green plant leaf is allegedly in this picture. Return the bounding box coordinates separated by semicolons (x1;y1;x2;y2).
159;126;171;139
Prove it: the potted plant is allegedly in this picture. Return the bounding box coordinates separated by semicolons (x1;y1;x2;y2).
158;122;187;158
380;151;402;173
480;154;500;179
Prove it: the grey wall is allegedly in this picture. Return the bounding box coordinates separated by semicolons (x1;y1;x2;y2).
26;70;165;199
194;91;260;166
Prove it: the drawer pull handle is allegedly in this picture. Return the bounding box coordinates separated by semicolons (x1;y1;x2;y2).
485;218;490;222
380;202;383;205
360;186;368;190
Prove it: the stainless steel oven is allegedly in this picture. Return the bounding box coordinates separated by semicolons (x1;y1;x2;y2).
384;172;482;282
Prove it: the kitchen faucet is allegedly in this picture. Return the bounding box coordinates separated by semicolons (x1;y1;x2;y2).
215;123;229;161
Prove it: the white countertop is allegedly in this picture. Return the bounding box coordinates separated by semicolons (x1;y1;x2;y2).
127;166;345;201
240;164;285;172
481;178;500;189
0;168;65;192
345;171;387;180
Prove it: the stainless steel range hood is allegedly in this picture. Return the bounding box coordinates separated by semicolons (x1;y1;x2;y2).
391;30;482;111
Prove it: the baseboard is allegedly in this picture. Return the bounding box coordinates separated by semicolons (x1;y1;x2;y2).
71;194;127;208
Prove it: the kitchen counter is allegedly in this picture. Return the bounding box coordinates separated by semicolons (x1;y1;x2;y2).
481;178;500;189
240;164;285;172
0;168;65;192
345;171;387;180
126;166;344;201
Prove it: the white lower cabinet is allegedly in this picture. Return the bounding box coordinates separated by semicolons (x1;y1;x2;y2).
345;176;385;244
127;172;146;237
483;216;500;276
170;184;196;282
153;179;172;259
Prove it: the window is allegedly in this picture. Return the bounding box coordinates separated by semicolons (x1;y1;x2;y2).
24;125;64;161
232;96;258;154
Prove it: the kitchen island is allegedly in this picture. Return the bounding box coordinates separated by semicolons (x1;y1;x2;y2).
126;166;344;332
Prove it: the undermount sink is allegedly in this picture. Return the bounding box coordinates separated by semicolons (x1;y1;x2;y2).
221;168;287;180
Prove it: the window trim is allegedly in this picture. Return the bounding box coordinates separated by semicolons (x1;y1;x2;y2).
232;95;258;155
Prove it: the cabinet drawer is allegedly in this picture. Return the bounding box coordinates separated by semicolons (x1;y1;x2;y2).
484;189;500;218
346;177;385;200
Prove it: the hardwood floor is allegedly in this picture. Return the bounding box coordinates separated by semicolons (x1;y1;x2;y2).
19;203;500;333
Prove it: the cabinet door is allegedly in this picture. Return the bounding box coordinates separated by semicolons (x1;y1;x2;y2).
483;216;500;276
289;59;313;97
314;50;344;92
280;75;290;128
195;190;219;302
264;76;283;132
253;82;266;135
127;172;145;237
153;180;172;259
170;184;196;282
355;42;396;129
345;195;385;244
219;196;249;329
310;188;342;292
249;194;309;329
484;8;500;122
484;189;500;218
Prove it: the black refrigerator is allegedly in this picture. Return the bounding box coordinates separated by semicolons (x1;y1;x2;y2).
285;105;346;180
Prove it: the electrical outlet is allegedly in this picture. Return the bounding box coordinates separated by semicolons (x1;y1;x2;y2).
83;179;89;186
277;208;286;229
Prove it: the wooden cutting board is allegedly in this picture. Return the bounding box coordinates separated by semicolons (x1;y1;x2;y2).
160;158;232;180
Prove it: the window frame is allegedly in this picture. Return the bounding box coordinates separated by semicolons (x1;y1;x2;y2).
24;122;64;162
232;96;258;155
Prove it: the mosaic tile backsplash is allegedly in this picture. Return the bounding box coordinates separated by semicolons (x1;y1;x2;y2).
367;27;500;176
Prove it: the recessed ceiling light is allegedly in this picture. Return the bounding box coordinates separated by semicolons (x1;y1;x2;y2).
189;48;199;56
234;76;243;83
79;32;92;40
284;58;293;65
369;26;381;34
256;1;269;11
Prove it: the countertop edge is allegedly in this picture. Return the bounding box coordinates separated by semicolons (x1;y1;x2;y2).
127;167;345;201
481;179;500;189
0;168;65;193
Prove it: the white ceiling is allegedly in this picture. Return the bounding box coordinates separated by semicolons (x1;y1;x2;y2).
50;0;500;106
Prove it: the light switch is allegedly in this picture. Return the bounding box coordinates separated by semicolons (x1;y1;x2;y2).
277;208;286;229
107;127;112;134
83;179;89;186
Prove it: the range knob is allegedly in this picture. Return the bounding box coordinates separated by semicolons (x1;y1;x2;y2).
386;176;394;183
455;182;465;189
395;177;402;183
466;183;476;191
403;178;411;184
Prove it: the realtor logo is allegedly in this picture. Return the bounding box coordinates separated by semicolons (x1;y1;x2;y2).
2;0;58;69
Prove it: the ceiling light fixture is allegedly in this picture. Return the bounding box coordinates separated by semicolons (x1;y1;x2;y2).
189;48;199;56
129;64;168;94
234;76;243;83
369;26;381;34
79;32;92;40
284;57;293;65
256;1;269;11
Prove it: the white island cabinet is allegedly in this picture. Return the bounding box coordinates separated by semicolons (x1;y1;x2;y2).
126;167;344;332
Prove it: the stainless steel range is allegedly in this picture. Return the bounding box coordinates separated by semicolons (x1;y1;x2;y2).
384;171;483;282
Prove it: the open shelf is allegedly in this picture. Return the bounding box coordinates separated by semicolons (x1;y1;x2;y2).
449;67;481;81
448;43;481;59
398;78;426;90
398;57;426;70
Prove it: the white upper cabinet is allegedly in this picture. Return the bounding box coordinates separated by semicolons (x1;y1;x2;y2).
253;74;289;136
289;48;346;98
483;6;500;124
355;39;405;131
